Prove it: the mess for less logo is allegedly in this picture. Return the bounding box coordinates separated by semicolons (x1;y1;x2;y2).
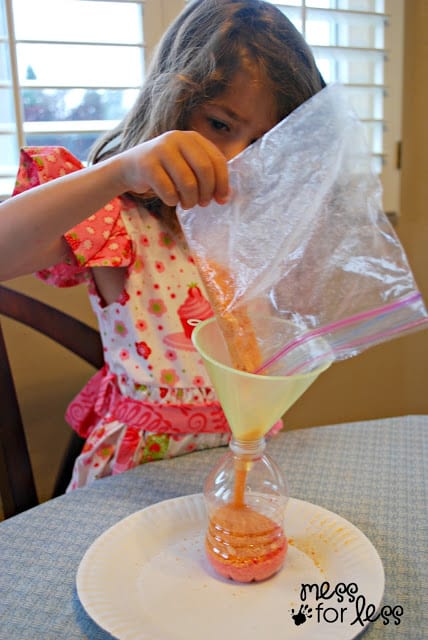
291;582;403;628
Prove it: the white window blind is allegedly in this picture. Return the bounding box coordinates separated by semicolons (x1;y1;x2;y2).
0;0;177;198
268;1;403;218
1;0;404;216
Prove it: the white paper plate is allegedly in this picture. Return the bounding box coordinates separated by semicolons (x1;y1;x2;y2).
76;494;384;640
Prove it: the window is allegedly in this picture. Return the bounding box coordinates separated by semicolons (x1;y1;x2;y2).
1;0;404;216
269;1;404;217
0;0;181;197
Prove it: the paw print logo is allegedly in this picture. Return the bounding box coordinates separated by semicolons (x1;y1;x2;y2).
291;604;313;626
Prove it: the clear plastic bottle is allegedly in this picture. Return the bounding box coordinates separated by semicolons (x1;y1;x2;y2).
204;437;289;582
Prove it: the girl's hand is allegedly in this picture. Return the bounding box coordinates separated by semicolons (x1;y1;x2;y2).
116;131;230;209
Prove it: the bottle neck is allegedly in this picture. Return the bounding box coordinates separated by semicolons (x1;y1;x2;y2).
229;436;266;457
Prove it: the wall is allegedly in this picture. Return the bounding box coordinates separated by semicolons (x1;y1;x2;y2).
1;2;427;501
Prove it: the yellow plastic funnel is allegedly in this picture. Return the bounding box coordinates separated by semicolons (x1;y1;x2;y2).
192;318;330;440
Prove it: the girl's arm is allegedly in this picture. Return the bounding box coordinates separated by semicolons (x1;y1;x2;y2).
0;156;129;280
0;131;229;281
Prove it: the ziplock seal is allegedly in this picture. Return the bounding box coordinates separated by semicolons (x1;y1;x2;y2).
256;292;428;374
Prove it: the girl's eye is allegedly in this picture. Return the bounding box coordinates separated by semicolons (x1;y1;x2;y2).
208;118;229;132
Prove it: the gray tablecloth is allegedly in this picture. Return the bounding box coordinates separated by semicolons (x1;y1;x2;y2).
0;415;426;639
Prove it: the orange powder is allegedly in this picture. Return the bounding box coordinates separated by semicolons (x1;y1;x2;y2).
233;463;247;508
196;260;287;580
205;502;287;583
206;454;287;583
195;258;262;372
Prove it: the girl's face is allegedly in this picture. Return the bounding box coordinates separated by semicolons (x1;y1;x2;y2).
188;68;278;160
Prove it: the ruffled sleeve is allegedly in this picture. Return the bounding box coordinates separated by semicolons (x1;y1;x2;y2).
13;146;133;287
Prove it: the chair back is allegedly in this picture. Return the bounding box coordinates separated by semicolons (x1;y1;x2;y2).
0;285;103;519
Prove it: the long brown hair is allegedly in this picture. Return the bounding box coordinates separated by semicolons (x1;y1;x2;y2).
89;0;325;217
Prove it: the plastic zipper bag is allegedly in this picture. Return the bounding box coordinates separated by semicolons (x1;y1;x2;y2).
177;84;428;375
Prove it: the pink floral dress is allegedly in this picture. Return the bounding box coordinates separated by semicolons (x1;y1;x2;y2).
14;146;282;489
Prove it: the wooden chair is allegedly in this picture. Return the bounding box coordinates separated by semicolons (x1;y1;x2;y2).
0;285;103;519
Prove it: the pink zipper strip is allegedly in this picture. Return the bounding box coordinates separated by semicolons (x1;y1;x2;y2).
285;316;428;375
256;292;425;374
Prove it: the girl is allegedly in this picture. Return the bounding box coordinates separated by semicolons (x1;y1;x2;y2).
0;0;325;489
